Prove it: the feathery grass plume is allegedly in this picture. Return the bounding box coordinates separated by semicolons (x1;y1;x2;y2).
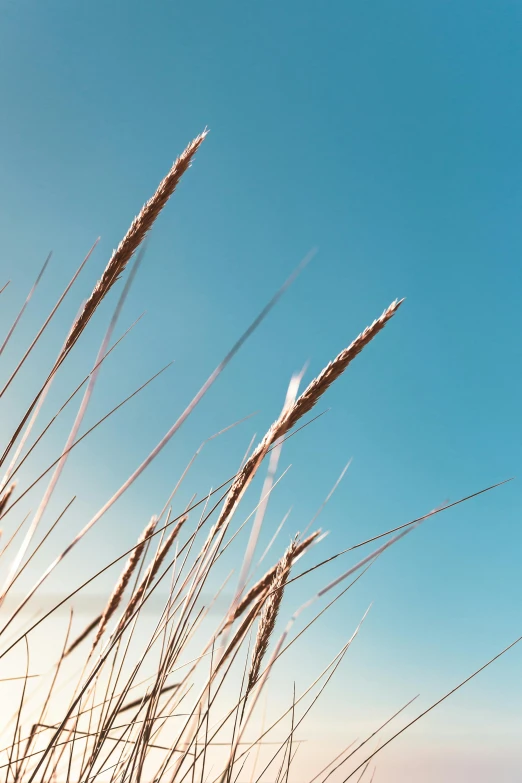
215;594;268;676
213;300;402;537
63;616;99;658
92;515;159;649
0;483;16;516
231;530;321;624
247;539;296;693
115;514;187;635
279;299;403;432
65;515;159;656
62;131;207;356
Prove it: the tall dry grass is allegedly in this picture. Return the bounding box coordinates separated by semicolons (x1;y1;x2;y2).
0;130;516;783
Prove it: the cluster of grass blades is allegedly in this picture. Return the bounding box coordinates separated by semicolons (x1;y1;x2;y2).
0;131;517;783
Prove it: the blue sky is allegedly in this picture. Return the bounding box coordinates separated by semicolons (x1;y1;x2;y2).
0;1;521;780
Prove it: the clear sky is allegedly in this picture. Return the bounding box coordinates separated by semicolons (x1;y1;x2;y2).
0;1;521;781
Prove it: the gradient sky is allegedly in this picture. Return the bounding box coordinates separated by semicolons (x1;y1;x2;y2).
0;1;521;781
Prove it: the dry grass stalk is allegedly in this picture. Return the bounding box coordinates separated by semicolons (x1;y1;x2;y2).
0;483;16;516
216;594;268;676
280;299;403;432
115;514;188;636
0;252;51;359
231;530;321;624
82;515;159;652
64;616;99;658
62;131;207;356
247;539;296;692
213;300;402;538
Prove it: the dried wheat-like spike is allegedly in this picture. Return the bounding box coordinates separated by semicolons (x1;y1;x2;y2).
214;299;402;537
115;514;187;635
65;515;159;656
64;616;99;657
231;530;321;623
62;131;207;355
91;515;159;649
280;299;403;432
0;483;16;516
247;539;296;692
216;594;268;675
